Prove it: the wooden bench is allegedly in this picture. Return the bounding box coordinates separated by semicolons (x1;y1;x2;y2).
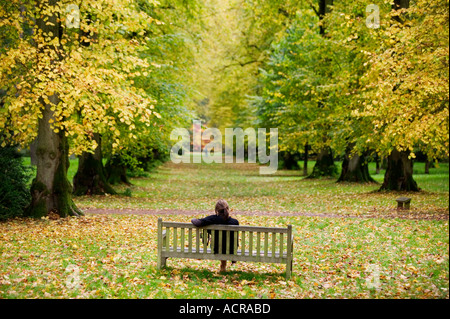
157;218;294;279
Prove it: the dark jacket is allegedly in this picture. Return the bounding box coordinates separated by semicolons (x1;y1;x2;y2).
192;215;239;254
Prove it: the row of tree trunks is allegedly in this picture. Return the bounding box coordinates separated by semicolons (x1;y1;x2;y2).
306;147;420;190
25;0;420;219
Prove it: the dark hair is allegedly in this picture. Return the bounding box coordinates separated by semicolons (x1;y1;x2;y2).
215;199;230;220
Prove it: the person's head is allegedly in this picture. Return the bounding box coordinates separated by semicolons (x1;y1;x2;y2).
215;199;230;220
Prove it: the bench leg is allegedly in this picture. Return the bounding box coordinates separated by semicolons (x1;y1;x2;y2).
285;238;294;280
286;258;292;280
156;252;167;269
157;218;166;270
157;256;167;269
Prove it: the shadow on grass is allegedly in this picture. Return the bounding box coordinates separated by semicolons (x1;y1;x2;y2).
157;265;288;282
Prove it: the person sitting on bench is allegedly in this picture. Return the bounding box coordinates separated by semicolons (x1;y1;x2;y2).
191;199;239;272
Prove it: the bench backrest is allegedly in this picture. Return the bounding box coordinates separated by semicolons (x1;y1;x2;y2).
157;218;293;264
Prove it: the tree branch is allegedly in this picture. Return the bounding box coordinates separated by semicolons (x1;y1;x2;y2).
217;59;261;72
306;0;320;18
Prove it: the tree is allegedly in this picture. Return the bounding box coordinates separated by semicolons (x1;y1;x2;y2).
357;0;449;191
101;0;200;184
306;0;339;179
190;0;299;131
316;0;448;187
71;8;113;196
72;0;198;193
27;0;82;217
0;0;158;217
255;5;340;179
322;0;385;183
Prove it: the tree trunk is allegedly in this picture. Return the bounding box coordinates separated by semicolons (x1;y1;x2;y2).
26;97;82;218
337;147;375;183
105;155;131;185
73;134;117;195
308;2;336;179
424;156;430;174
303;143;308;176
393;0;410;8
279;151;300;170
25;0;82;218
375;153;381;174
30;138;37;166
392;0;410;22
318;0;334;35
308;147;338;178
379;149;420;191
379;0;415;191
381;157;388;170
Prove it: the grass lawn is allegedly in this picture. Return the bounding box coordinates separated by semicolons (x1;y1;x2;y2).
74;158;449;219
1;157;448;298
